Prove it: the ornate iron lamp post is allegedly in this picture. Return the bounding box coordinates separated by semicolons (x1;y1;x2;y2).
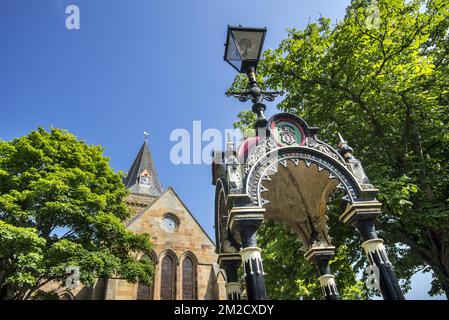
224;25;283;130
214;26;404;301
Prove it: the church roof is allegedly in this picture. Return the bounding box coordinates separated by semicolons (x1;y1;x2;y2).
123;139;163;197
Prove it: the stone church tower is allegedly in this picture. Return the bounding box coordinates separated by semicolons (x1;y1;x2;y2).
103;139;225;300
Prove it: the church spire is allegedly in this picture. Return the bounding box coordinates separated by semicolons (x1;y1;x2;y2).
123;135;163;197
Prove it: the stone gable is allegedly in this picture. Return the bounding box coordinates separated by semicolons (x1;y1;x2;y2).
104;187;225;300
127;187;215;252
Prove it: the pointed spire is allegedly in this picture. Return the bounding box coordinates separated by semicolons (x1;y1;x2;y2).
123;136;163;197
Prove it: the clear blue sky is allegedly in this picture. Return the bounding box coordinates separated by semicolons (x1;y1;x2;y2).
0;0;443;299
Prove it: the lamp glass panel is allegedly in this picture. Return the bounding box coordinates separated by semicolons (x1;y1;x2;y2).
225;33;242;71
231;30;264;60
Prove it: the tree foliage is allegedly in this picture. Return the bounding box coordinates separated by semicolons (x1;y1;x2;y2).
258;221;366;300
0;128;154;299
232;0;449;298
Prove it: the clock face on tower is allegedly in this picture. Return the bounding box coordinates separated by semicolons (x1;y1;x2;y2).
140;175;151;186
161;216;177;232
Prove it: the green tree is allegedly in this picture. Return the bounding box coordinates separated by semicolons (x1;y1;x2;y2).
233;0;449;298
0;128;154;300
258;221;365;300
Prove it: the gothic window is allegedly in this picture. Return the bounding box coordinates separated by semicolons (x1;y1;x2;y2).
136;253;156;300
182;256;197;300
160;254;176;300
136;282;152;300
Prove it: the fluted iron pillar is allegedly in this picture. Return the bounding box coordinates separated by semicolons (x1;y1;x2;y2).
305;247;339;300
357;220;404;300
239;245;267;300
340;201;405;300
218;253;242;300
231;213;267;300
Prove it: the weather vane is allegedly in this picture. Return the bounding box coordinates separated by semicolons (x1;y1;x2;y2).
144;131;149;141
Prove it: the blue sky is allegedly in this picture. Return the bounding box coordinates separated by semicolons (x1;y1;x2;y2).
0;0;443;299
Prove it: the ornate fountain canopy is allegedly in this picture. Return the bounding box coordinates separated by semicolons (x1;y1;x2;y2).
213;113;379;254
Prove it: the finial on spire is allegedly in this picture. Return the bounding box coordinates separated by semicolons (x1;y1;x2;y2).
336;132;354;159
337;132;347;148
143;131;149;142
337;133;370;184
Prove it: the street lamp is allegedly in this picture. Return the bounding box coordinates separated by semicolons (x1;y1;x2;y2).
224;25;283;130
224;26;266;74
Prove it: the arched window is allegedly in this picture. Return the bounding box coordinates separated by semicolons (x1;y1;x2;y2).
160;254;176;300
182;256;197;300
136;253;156;300
136;282;152;300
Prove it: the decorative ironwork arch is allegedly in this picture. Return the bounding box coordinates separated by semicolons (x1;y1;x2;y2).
214;178;241;255
245;146;378;207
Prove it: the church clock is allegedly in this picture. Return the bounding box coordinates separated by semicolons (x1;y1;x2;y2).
140;175;151;186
